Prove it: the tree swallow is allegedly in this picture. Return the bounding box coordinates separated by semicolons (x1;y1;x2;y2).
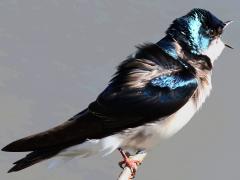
2;8;232;174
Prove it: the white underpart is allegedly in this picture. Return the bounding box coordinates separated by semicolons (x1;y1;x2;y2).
51;81;212;168
49;135;123;167
49;38;225;167
202;38;225;63
119;78;212;150
58;139;101;157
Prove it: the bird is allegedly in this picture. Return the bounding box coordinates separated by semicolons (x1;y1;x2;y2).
2;8;232;175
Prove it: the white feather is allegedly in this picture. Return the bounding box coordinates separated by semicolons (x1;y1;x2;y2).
58;139;101;157
51;135;123;165
202;38;225;62
100;135;123;156
49;38;225;166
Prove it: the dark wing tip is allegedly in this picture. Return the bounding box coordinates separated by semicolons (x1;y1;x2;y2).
6;159;28;173
6;148;62;173
7;162;31;173
7;166;20;173
2;144;12;152
2;141;23;152
2;138;35;152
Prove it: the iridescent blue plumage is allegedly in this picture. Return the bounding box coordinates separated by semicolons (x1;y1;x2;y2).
2;8;229;173
89;8;228;128
151;74;197;90
156;37;178;59
166;8;225;55
186;13;210;53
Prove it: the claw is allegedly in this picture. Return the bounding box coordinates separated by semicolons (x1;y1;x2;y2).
118;148;142;178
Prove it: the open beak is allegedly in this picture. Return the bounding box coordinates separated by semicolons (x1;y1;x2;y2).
223;20;233;29
225;43;234;49
223;20;234;49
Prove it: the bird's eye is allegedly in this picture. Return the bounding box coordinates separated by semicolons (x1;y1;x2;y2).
217;26;223;35
208;29;217;37
209;29;215;36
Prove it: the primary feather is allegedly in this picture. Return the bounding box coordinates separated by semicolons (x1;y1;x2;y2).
2;43;198;172
2;8;227;173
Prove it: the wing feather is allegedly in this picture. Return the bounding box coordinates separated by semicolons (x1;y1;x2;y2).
2;44;198;153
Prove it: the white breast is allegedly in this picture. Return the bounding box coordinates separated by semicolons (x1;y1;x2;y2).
158;99;197;138
56;77;212;160
119;76;212;150
157;80;211;139
49;40;223;165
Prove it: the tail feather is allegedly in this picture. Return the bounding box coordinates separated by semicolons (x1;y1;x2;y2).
7;148;62;173
2;110;93;152
2;109;104;172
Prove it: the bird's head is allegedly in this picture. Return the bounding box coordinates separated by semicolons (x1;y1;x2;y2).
166;8;232;61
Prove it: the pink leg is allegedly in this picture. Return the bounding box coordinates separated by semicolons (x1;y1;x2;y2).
118;148;141;178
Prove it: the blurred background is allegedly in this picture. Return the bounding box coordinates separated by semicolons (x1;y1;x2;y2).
0;0;239;179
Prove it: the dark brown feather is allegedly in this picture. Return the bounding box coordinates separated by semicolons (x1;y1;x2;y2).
2;42;200;173
8;148;62;173
2;110;103;152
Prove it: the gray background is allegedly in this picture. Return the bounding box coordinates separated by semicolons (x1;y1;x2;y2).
0;0;239;180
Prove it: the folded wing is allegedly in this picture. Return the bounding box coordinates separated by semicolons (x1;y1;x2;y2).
2;44;198;153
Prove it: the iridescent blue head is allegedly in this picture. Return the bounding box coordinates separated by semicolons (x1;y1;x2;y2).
166;8;231;57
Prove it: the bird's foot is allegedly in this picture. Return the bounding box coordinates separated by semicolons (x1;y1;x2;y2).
118;148;141;178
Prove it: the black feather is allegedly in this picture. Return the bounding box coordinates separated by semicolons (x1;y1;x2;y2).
7;148;62;173
3;34;200;173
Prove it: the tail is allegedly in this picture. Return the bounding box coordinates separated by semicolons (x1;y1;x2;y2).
6;148;63;173
2;109;104;172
